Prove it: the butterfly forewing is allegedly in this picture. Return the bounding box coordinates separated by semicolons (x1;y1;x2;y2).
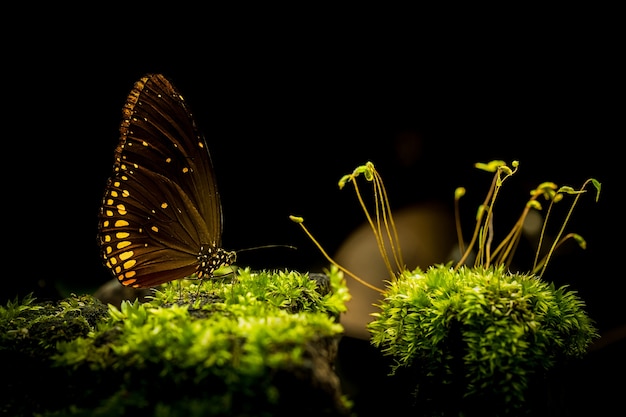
98;74;235;288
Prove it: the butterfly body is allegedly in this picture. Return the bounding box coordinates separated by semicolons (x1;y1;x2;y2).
98;74;235;288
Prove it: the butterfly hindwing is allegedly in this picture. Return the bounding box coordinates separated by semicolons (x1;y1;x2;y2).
98;74;235;288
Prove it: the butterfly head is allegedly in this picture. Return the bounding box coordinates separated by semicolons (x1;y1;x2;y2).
197;245;237;279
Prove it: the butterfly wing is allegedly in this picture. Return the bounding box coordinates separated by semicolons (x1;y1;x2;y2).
98;74;230;288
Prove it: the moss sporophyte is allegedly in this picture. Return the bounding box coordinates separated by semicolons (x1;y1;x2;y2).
291;160;601;415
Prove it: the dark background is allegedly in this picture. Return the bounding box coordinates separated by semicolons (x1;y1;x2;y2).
3;9;622;414
6;33;621;323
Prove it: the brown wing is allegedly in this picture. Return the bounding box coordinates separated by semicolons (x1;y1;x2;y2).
98;74;225;288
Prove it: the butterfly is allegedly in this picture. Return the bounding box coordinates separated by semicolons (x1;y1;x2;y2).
98;73;236;288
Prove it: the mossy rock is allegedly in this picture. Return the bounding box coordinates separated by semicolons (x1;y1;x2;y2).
0;267;352;417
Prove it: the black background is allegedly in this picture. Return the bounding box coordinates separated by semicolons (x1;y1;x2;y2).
3;9;622;414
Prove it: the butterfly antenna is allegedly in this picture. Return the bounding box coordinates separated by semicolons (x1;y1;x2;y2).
236;244;297;254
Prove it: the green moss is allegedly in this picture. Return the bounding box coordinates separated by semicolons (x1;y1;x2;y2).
288;160;602;415
1;267;353;417
0;293;108;359
0;293;109;416
368;264;599;416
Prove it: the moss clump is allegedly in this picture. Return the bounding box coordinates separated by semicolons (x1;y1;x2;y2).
368;264;599;416
0;294;109;416
0;293;108;357
292;160;601;415
1;267;352;417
